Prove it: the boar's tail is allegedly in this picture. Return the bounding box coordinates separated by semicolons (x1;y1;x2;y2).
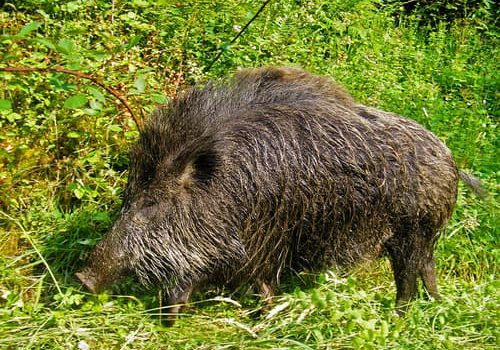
459;170;487;199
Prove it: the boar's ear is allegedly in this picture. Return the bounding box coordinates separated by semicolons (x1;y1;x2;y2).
179;148;219;188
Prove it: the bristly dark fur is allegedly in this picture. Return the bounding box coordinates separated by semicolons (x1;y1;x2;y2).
77;66;477;321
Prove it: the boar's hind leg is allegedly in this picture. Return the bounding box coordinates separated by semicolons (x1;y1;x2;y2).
385;237;419;315
161;286;193;326
420;251;441;300
385;230;440;315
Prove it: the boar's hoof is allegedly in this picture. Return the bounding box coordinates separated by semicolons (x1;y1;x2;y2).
161;305;183;327
161;288;193;326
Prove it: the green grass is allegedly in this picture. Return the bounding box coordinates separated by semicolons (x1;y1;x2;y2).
0;0;498;349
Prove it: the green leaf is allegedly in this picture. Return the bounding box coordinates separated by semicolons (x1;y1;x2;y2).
152;94;169;104
77;239;97;246
50;77;75;91
132;0;149;7
6;112;22;123
73;187;85;199
84;108;98;116
93;212;110;223
134;75;146;93
108;125;122;132
89;99;103;111
34;38;56;50
57;39;75;54
0;99;12;111
67;62;83;71
126;35;143;50
18;22;42;36
88;86;105;101
65;1;82;13
63;94;88;109
67;131;81;139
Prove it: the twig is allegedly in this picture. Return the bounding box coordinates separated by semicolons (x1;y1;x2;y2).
0;65;143;131
204;0;273;73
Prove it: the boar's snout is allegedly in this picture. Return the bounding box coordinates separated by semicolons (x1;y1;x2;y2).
75;270;102;294
76;219;130;293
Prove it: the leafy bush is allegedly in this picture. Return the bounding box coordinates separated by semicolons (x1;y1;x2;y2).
384;0;498;29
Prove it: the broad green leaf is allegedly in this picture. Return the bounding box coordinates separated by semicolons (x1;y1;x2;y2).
126;35;143;50
108;125;122;132
152;94;169;104
18;22;42;36
6;112;22;123
0;99;12;111
67;131;81;139
89;99;103;111
87;86;105;101
34;38;56;50
65;1;82;12
134;75;146;93
51;209;62;219
132;0;149;7
73;187;85;199
63;94;88;109
50;77;76;91
84;108;98;116
93;211;110;223
67;62;83;71
57;39;75;54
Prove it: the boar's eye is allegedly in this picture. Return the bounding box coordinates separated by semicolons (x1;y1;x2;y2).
143;197;156;208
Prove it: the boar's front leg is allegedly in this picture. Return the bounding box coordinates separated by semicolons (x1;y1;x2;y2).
161;285;193;326
256;279;274;305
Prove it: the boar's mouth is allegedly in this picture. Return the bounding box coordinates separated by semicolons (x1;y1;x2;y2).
75;270;101;294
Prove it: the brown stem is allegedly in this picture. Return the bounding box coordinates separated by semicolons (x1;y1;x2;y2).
0;65;143;132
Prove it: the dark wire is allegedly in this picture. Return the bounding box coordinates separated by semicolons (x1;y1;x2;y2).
204;0;273;73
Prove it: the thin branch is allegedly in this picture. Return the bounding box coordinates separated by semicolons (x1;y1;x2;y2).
0;65;144;131
204;0;273;73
